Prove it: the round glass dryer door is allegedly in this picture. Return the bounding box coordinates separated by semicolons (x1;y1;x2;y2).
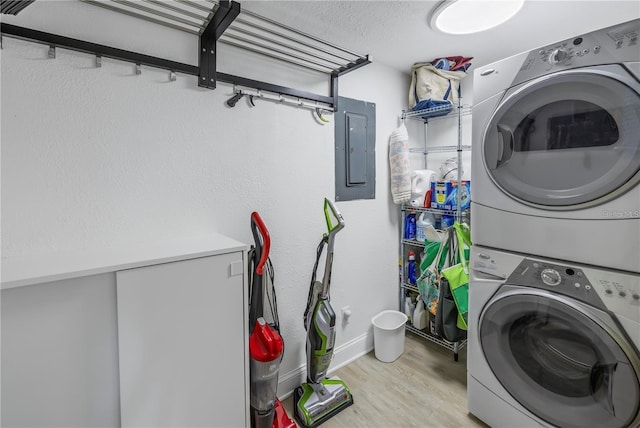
483;65;640;209
480;286;640;428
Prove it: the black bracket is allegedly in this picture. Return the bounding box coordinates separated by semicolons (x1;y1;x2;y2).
198;0;240;89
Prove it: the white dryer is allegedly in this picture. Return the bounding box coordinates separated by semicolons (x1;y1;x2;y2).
468;245;640;428
471;19;640;273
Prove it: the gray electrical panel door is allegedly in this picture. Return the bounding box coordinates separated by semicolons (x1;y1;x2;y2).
335;96;376;201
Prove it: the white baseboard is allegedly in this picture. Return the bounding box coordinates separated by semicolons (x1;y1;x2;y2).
277;331;373;399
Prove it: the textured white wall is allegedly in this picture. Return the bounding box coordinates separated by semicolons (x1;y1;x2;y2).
1;1;418;389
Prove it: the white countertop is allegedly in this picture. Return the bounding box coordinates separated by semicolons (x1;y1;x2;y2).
1;233;248;289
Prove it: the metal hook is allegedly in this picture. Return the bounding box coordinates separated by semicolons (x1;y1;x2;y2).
315;107;330;124
48;45;56;59
226;92;243;108
135;64;141;75
96;55;102;68
169;71;176;82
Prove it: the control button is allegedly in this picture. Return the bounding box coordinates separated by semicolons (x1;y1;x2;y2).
593;45;600;53
573;37;583;45
566;268;575;276
605;289;613;295
541;268;562;286
533;262;540;268
574;283;581;288
632;293;640;301
619;291;627;298
582;48;590;54
539;49;546;55
585;285;592;291
548;48;569;64
615;40;623;47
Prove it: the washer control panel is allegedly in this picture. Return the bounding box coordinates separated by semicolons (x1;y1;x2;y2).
507;259;606;311
506;257;640;322
513;19;639;85
589;271;640;322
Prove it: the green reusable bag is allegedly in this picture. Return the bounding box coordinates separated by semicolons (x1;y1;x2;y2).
417;228;451;316
420;240;441;272
441;222;471;330
441;266;468;329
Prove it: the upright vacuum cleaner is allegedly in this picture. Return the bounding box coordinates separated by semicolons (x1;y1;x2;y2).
294;199;354;428
248;212;296;428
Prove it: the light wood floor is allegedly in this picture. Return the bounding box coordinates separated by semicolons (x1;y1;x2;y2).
283;331;488;427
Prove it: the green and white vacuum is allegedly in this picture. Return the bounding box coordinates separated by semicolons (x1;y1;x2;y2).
294;198;353;428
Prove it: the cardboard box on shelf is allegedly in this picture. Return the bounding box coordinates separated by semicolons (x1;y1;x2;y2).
431;181;471;211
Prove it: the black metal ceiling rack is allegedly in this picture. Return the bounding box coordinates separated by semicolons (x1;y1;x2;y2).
0;0;371;110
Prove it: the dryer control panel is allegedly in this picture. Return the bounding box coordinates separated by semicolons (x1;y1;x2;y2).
513;18;639;86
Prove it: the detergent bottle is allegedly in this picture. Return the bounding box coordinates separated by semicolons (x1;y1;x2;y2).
407;251;417;285
416;211;435;241
404;213;416;240
410;170;436;207
413;298;428;330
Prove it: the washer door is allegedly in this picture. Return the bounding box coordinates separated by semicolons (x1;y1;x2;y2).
483;65;640;209
480;286;640;428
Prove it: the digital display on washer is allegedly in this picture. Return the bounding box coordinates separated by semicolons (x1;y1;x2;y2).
514;100;619;151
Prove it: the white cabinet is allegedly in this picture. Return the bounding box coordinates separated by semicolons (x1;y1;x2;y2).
1;233;248;428
117;252;247;428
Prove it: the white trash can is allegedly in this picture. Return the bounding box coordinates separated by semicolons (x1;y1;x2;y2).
371;310;408;363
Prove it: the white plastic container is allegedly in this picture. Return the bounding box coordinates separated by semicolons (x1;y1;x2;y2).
371;310;408;363
416;212;435;241
412;299;428;330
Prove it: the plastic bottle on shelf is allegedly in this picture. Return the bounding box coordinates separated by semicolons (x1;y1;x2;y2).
416;212;435;241
404;295;415;322
413;297;428;330
404;213;416;240
407;251;417;285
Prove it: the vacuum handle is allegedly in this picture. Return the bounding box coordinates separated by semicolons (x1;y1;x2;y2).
251;212;271;275
324;198;345;237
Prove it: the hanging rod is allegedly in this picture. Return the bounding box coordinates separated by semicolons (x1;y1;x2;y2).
232;87;334;112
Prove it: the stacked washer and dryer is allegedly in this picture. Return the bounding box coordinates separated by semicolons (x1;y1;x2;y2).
468;19;640;428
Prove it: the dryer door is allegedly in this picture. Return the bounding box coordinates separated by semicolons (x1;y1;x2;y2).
479;285;640;428
483;64;640;209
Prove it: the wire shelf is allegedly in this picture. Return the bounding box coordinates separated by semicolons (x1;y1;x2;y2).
406;324;467;354
80;0;369;75
402;104;472;122
401;283;419;293
402;205;468;217
409;145;472;154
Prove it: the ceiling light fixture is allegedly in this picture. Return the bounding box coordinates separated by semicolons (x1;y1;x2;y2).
429;0;525;35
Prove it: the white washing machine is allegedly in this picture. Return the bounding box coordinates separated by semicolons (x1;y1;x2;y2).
471;19;640;273
468;245;640;428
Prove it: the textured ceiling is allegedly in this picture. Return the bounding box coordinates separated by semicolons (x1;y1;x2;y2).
242;1;640;72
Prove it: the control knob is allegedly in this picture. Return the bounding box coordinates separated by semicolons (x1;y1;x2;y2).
548;48;569;65
541;268;562;286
